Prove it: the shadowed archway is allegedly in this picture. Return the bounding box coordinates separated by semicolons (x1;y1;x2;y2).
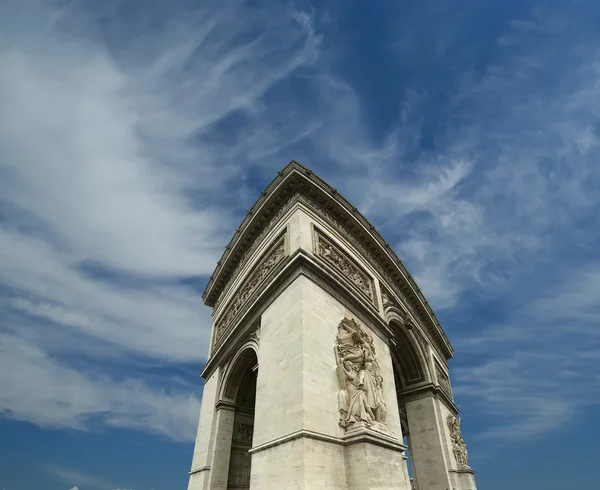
220;346;258;490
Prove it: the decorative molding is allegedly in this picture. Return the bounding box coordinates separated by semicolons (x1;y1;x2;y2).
188;466;210;476
400;384;459;414
214;197;301;310
412;328;434;378
213;233;286;349
248;428;406;455
215;400;237;411
314;228;375;304
343;427;406;451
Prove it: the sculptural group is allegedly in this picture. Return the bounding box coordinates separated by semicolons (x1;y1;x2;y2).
448;414;469;467
335;318;387;431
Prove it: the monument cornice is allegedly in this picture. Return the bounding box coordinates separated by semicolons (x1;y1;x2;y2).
202;160;453;359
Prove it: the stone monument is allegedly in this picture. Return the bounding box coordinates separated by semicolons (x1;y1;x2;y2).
187;161;478;490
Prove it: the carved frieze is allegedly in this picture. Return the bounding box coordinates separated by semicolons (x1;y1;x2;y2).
334;317;387;432
314;231;374;303
215;195;300;309
214;236;286;347
447;414;469;467
227;448;251;487
380;285;397;310
234;423;254;444
302;197;448;358
436;363;452;399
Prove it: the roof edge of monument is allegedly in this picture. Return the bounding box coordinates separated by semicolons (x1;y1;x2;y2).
202;160;454;358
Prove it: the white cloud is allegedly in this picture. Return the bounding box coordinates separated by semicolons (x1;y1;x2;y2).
0;0;320;438
307;3;600;311
49;465;114;490
296;1;600;441
1;333;200;441
452;264;600;441
1;0;599;450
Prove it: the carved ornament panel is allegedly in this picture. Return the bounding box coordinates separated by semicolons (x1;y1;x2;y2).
214;235;286;347
314;230;375;304
436;362;452;399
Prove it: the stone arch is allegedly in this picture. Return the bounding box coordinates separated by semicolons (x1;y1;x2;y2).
388;319;430;390
219;341;259;402
211;342;259;490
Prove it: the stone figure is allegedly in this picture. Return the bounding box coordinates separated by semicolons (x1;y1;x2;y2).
335;317;387;431
375;375;387;424
337;318;365;363
336;360;353;427
447;414;469;467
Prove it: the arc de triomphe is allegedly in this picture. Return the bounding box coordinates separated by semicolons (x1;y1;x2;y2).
187;161;477;490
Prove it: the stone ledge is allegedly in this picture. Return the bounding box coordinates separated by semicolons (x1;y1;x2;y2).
343;427;407;452
401;383;459;414
249;429;343;454
450;466;475;475
249;428;407;455
188;465;210;475
215;400;236;411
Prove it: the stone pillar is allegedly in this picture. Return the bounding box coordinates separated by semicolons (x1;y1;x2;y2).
205;402;236;490
405;393;453;490
404;390;477;490
188;370;219;490
453;468;477;490
249;275;411;489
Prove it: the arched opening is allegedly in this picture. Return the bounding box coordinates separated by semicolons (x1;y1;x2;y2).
223;348;258;490
394;367;417;490
388;320;429;490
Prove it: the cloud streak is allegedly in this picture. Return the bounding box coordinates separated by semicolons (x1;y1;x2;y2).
1;0;600;451
0;0;320;440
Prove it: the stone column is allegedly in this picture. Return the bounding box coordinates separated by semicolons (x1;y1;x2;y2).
404;389;477;490
205;401;236;490
188;370;219;490
404;392;453;490
249;275;412;489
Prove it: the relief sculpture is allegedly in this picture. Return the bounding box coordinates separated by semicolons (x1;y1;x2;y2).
335;318;387;432
447;414;469;467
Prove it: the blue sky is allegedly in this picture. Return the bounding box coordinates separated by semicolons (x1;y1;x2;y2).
1;0;599;488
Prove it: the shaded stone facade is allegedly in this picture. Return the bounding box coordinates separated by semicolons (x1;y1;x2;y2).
187;161;477;490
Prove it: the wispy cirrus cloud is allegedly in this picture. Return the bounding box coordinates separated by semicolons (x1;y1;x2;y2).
297;0;600;442
452;264;600;442
1;333;200;441
0;0;320;439
2;0;600;454
48;465;116;490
